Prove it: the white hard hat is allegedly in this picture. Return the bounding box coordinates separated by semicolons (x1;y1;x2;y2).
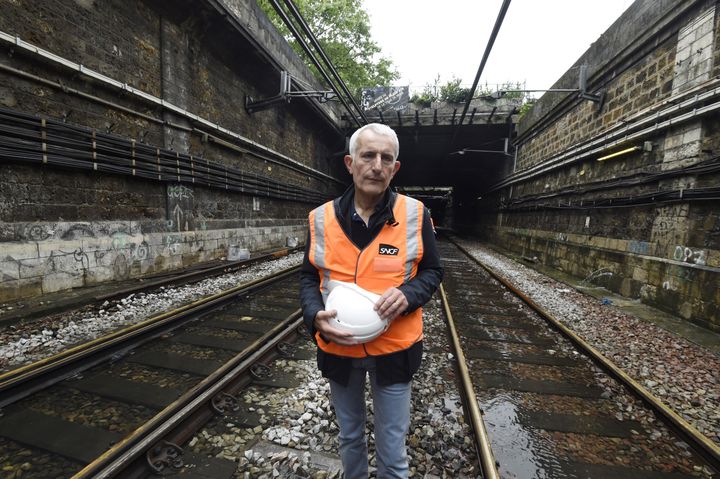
324;281;388;343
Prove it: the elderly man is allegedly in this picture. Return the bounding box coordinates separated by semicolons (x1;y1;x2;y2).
299;123;443;478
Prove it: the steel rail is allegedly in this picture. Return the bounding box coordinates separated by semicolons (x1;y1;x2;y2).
72;312;304;478
439;283;499;479
448;238;720;470
0;247;298;328
0;265;300;398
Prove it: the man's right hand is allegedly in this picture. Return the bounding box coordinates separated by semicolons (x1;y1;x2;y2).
314;309;356;345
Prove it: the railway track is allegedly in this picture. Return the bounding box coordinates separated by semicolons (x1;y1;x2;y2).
0;266;307;478
2;239;718;478
439;239;719;478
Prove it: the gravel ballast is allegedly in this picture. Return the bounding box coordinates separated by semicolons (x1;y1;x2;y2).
454;238;720;447
0;252;304;371
1;241;717;477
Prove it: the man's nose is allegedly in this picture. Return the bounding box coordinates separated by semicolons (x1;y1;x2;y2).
369;154;383;168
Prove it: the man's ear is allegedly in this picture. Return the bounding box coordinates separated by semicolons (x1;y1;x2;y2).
391;160;401;176
344;155;353;174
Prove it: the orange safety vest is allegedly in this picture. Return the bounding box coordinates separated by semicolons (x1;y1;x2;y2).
308;193;425;358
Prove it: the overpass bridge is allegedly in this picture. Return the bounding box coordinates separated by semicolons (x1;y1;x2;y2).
327;98;521;216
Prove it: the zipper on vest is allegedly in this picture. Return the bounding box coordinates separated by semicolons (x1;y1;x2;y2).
354;252;361;283
352;227;384;283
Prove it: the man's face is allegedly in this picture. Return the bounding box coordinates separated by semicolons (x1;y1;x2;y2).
344;130;400;200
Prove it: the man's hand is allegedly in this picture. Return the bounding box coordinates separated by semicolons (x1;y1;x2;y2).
374;287;408;322
313;309;356;345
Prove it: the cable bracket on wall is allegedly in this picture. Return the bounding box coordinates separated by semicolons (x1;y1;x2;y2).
245;71;336;114
490;64;605;111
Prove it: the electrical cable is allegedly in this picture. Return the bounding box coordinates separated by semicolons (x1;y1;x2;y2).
282;0;368;125
505;156;720;207
452;0;512;146
0;59;341;185
500;187;720;211
0;106;329;204
267;0;361;127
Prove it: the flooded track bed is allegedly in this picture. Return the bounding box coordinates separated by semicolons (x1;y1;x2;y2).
1;240;717;478
439;239;718;478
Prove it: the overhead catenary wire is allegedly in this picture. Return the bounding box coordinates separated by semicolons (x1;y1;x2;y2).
281;0;368;125
451;0;512;148
267;0;364;127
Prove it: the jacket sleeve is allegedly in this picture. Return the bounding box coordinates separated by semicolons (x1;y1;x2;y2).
398;207;443;312
299;229;324;338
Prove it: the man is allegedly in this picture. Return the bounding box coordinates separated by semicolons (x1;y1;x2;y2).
299;123;443;478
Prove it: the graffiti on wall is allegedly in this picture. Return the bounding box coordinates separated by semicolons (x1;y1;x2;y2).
167;184;194;233
3;222;153;288
628;240;650;255
1;220;306;301
673;245;706;265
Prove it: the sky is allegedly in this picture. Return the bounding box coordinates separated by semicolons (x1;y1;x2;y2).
362;0;636;96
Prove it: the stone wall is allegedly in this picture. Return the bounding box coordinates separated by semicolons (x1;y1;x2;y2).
0;0;346;302
471;0;720;331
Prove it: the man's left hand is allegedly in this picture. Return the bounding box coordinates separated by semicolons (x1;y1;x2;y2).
374;287;408;322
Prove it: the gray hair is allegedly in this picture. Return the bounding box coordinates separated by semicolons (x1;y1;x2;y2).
348;123;399;159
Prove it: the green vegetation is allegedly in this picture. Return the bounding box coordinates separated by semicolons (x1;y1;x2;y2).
257;0;398;95
439;77;471;103
409;77;530;107
409;75;440;107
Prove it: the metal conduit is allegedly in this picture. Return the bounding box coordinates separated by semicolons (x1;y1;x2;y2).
282;0;368;125
490;79;720;192
267;0;362;127
439;284;499;479
0;30;341;185
0;107;329;204
503;156;720;209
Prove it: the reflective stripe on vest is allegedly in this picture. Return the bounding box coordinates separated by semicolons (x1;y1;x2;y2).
308;194;425;358
404;195;420;283
311;203;331;300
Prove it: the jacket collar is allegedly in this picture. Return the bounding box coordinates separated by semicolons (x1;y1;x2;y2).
334;185;397;225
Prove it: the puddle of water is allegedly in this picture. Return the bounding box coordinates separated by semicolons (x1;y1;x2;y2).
481;393;569;479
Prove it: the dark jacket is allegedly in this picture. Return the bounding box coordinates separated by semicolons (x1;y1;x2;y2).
299;185;443;385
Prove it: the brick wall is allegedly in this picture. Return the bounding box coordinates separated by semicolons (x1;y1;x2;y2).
0;0;346;302
471;0;720;331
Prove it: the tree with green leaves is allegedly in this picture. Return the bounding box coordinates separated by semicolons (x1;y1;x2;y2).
257;0;398;95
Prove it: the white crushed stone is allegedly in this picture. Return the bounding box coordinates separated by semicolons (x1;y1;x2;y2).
187;297;478;478
0;252;303;370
